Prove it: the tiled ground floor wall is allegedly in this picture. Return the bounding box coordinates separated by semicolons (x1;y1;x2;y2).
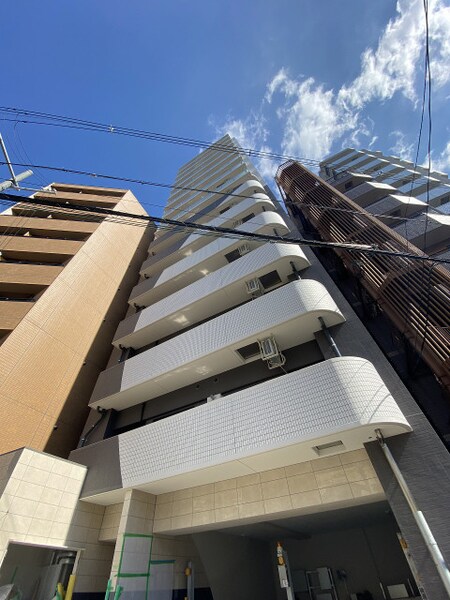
152;448;383;533
106;489;209;598
0;448;113;597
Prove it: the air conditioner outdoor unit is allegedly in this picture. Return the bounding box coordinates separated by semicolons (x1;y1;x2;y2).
258;336;279;359
233;219;243;228
258;336;286;369
245;278;261;294
238;243;250;256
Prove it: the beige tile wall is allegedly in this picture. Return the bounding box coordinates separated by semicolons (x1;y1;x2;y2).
153;449;383;534
0;190;151;456
0;449;113;595
107;489;209;593
99;502;123;542
109;489;156;582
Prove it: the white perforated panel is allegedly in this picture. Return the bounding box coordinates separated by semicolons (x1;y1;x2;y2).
118;357;410;488
92;279;345;408
124;243;309;341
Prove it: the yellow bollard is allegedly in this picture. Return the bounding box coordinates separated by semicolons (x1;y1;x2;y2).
65;575;76;600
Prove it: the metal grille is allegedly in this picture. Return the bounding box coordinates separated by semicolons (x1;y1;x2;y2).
276;161;450;394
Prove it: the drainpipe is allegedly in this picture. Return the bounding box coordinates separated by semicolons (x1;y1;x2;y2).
318;317;341;357
289;261;301;280
78;407;107;447
375;429;450;598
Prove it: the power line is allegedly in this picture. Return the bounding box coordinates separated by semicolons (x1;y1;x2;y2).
0;108;320;166
1;191;449;266
1;160;446;231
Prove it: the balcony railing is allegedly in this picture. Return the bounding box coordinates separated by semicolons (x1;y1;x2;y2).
91;279;345;411
114;243;310;349
76;357;411;501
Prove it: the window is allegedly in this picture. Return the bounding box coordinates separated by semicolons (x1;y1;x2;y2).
235;342;261;361
241;212;255;224
259;270;282;289
224;248;241;263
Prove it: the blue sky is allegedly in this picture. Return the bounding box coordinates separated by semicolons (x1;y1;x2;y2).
1;0;449;217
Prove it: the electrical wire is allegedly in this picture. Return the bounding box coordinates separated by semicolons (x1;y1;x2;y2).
1;160;446;233
1;191;449;266
0;108;320;166
418;0;434;359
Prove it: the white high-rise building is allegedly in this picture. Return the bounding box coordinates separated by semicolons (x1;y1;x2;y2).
320;147;450;262
1;137;449;600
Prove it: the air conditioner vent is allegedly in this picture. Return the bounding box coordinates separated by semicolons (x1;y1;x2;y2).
258;336;286;369
238;243;250;256
245;278;261;294
258;336;279;359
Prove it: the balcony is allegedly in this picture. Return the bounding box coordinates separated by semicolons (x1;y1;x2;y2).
129;211;290;306
393;212;450;250
77;357;411;500
345;181;397;208
167;155;242;208
91;279;345;411
114;243;310;349
0;236;83;263
0;215;97;239
0;263;63;295
366;194;426;224
0;300;34;335
164;164;248;219
140;194;274;277
150;179;267;254
164;171;261;221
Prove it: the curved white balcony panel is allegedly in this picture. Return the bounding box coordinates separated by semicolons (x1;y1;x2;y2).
115;243;311;349
91;279;345;411
150;180;267;255
180;194;274;248
164;164;248;220
129;211;290;307
114;358;411;494
168;155;243;209
140;194;274;278
164;174;265;221
147;229;189;257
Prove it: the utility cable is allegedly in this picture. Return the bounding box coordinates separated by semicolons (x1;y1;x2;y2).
0;108;320;166
1;191;449;266
1;160;446;232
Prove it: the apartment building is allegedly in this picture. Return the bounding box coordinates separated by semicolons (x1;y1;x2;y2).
320;147;450;263
0;183;153;457
281;152;450;450
0;139;449;600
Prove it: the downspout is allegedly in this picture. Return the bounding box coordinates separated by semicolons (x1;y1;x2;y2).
318;316;341;357
78;407;107;448
375;429;450;598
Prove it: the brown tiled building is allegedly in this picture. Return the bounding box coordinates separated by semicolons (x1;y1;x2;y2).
0;183;154;457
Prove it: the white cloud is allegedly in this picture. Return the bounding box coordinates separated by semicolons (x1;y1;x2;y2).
209;112;279;183
432;141;450;173
211;0;450;171
271;77;357;161
429;2;450;88
338;0;425;109
389;130;416;160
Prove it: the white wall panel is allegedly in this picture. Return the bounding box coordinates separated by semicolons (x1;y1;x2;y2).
91;280;345;409
115;243;310;348
118;358;410;491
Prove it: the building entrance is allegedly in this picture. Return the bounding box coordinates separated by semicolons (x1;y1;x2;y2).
0;543;79;600
189;501;421;600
